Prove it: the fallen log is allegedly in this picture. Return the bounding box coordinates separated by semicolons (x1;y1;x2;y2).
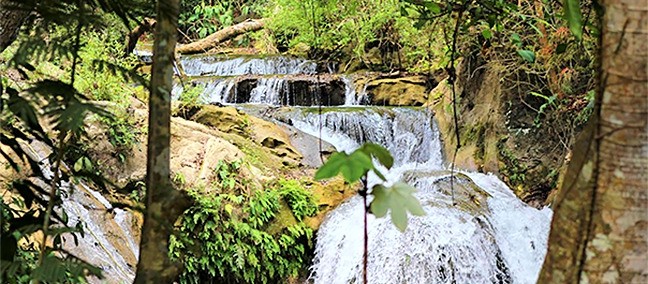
124;17;156;56
176;18;266;54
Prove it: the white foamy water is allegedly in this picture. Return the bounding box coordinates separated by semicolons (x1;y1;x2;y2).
22;140;138;284
287;108;552;284
180;55;318;77
341;75;369;106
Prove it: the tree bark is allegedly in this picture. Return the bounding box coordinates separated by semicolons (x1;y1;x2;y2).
124;17;156;56
134;0;190;283
0;0;31;53
176;18;266;54
539;0;648;283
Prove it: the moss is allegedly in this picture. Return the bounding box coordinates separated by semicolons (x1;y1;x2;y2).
266;200;299;235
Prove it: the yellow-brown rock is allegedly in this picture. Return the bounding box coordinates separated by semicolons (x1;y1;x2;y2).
366;76;429;106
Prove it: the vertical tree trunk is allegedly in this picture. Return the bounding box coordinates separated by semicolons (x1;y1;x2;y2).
0;0;30;52
539;0;648;283
134;0;189;282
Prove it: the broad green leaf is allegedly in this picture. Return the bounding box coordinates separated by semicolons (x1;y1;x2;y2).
314;152;347;180
482;29;493;40
517;49;536;63
340;151;372;183
564;0;583;40
423;1;441;14
359;143;394;169
74;158;84;172
370;182;426;232
390;204;408;232
370;185;389;217
314;151;373;183
510;33;521;46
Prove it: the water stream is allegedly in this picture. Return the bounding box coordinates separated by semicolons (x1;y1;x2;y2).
175;55;554;283
21;140;138;283
284;108;552;284
38;54;552;283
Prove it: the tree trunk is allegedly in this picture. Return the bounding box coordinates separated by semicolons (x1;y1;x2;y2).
0;0;30;53
176;18;266;54
539;0;648;283
134;0;190;282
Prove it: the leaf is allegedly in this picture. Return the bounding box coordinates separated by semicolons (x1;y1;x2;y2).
510;33;521;46
370;185;389;217
74;158;84;172
225;204;234;215
517;49;536;63
564;0;583;40
423;1;441;14
314;151;373;183
369;182;426;232
482;29;493;40
390;203;408;232
359;143;394;169
556;43;568;54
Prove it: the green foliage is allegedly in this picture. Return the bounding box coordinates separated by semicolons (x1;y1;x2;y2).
1;194;102;283
266;0;429;69
179;0;264;40
315;151;373;183
315;143;425;231
170;172;318;283
371;182;426;232
213;160;242;191
0;2;149;282
563;0;583;40
276;179;318;221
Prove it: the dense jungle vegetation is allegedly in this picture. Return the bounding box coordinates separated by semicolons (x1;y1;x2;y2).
1;0;645;283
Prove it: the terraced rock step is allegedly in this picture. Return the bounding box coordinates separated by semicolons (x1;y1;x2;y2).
175;73;346;106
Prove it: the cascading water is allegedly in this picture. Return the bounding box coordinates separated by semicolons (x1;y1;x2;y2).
180;55;318;76
285;107;552;284
175;55;365;106
249;77;290;105
64;53;551;283
22;140;138;284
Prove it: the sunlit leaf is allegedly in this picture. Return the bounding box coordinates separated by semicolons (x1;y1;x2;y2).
482;29;493;40
314;151;373;183
423;1;441;14
564;0;583;40
517;49;535;63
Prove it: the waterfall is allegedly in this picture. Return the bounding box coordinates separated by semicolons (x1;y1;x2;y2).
23;140;138;284
287;107;443;167
249;77;290;105
342;75;368;106
287;108;552;284
180;55;318;76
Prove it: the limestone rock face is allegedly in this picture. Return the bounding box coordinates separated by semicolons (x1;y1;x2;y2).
364;76;430;106
170;117;246;185
192;105;302;166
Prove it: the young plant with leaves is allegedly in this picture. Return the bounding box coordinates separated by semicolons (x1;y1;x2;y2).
314;142;425;284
